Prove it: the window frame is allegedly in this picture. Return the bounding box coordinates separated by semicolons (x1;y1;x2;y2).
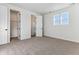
53;11;69;25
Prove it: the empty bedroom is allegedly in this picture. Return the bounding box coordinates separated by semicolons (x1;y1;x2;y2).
0;3;79;55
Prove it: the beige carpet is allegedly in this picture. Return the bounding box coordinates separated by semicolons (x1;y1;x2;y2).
0;37;79;55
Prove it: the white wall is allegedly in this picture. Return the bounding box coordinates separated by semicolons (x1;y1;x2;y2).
44;4;79;42
20;10;31;40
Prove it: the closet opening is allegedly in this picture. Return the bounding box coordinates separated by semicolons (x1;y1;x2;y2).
31;15;37;37
10;10;21;41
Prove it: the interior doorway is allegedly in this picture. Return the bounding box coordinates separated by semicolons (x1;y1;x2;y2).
10;10;21;41
31;15;37;37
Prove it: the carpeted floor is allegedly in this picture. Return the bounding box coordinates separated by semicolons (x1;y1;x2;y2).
0;37;79;55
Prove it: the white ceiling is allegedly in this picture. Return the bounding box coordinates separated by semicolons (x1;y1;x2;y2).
10;3;71;14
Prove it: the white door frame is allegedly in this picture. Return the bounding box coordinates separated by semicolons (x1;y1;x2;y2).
9;9;21;41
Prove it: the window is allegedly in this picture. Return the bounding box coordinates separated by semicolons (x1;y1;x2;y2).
53;11;69;25
53;14;61;25
61;12;69;24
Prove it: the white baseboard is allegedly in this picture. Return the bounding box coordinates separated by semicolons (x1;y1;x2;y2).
44;35;79;43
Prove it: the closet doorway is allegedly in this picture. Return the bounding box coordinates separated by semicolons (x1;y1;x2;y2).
31;15;37;37
10;10;21;41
